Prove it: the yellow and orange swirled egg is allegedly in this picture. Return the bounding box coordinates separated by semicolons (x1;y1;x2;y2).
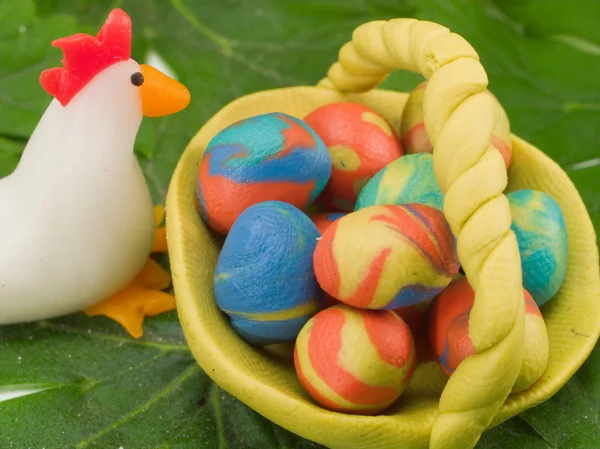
304;102;404;212
313;204;460;309
428;277;549;392
294;304;416;414
400;82;513;168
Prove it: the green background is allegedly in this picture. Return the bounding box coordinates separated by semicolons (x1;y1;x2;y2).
0;0;599;448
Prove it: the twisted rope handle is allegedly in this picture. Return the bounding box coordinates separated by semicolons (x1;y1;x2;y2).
318;19;526;449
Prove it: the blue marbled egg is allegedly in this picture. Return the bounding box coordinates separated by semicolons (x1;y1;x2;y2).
214;200;323;345
196;112;331;234
507;189;568;307
355;153;444;211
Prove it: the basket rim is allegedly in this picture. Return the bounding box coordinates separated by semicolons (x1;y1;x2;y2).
166;85;600;449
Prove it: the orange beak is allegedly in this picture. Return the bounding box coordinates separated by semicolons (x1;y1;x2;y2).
139;64;191;117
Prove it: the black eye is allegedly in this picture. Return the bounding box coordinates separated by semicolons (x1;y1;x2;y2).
130;72;144;86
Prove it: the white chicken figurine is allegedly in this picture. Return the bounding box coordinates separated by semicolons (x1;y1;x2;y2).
0;9;190;337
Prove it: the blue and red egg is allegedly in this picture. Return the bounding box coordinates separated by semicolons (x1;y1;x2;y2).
196;112;331;234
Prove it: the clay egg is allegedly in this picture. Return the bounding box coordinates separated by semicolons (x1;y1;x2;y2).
428;277;549;392
311;212;345;235
313;204;459;309
304;102;404;212
196;112;331;233
214;201;322;345
294;304;416;414
400;82;513;168
355;153;444;211
507;189;568;306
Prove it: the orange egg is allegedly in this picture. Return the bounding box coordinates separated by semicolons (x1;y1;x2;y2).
305;102;404;212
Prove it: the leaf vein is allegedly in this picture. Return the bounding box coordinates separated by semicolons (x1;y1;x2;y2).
515;416;557;449
209;384;226;449
76;363;201;448
90;351;169;388
38;321;189;352
169;0;235;57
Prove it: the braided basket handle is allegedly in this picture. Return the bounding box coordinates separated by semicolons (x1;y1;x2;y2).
318;19;527;449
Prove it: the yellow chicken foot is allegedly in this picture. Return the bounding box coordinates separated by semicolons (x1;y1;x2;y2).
83;205;176;338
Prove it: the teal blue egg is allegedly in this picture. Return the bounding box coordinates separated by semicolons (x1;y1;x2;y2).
507;189;568;307
354;153;444;211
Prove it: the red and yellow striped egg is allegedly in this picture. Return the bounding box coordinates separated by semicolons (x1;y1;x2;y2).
304;102;404;212
428;277;549;392
313;204;460;310
400;82;513;168
294;304;416;414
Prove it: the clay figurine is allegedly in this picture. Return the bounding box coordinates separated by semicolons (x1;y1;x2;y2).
0;9;190;337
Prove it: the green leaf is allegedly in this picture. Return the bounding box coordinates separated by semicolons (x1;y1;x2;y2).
0;136;24;177
0;0;598;448
0;314;322;449
0;0;36;37
0;1;77;140
566;163;600;237
484;344;600;448
493;0;600;49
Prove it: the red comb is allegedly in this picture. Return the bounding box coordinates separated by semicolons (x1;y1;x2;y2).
40;9;132;107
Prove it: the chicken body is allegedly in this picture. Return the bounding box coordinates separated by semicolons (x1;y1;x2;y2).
0;61;155;323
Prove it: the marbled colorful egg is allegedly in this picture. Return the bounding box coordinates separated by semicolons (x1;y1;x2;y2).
428;277;549;392
355;153;444;211
313;204;460;310
214;201;322;345
507;189;568;307
294;304;416;414
196;112;331;233
304;102;404;212
400;82;512;168
311;212;346;235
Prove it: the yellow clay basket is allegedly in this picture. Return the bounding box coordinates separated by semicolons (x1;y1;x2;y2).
166;18;600;449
